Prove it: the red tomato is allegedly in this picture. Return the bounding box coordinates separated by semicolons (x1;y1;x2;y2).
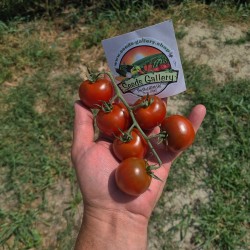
115;157;152;196
79;78;113;108
147;64;153;71
96;103;130;136
112;129;148;161
159;63;171;70
143;64;153;72
143;65;148;71
161;115;195;152
133;95;167;130
153;67;161;72
116;102;132;129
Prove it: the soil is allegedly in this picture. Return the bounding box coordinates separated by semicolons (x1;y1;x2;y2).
178;22;250;83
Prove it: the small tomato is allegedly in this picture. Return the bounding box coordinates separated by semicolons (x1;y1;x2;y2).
115;157;152;196
161;115;195;152
112;129;148;161
133;95;167;131
79;78;113;108
96;103;130;136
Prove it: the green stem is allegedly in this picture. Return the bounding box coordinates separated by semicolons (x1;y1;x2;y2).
148;134;160;139
103;72;162;166
127;124;135;134
110;94;118;103
148;131;167;140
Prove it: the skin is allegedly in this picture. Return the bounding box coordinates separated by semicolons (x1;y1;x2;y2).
71;101;206;250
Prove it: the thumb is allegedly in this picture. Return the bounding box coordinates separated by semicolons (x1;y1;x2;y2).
71;101;95;163
188;104;206;133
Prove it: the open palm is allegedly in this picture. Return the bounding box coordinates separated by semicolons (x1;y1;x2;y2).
71;101;206;219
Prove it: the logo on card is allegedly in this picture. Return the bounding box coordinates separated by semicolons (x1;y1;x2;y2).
114;38;179;97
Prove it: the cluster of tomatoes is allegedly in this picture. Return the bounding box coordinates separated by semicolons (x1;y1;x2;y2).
79;75;195;196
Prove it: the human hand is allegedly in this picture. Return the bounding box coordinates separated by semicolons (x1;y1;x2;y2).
71;101;206;249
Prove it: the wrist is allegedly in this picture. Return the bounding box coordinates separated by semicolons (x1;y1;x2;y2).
75;205;148;250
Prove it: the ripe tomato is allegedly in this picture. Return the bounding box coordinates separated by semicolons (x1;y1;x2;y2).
159;63;171;71
133;95;167;130
143;64;153;72
79;78;113;108
161;115;195;152
112;129;148;161
115;157;152;196
152;67;161;72
116;101;132;129
96;103;130;136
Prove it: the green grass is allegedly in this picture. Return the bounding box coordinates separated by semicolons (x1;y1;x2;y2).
187;78;250;249
0;210;41;248
0;2;250;249
225;30;250;45
0;67;82;248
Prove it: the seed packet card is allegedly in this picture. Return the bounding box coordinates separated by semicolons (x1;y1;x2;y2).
102;20;186;103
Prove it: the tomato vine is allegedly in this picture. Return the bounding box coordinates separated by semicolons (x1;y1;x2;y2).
96;71;164;166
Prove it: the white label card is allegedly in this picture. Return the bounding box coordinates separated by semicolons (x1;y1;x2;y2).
102;20;186;103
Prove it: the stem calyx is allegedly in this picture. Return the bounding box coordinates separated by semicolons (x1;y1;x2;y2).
101;101;113;113
116;130;133;143
146;163;162;182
